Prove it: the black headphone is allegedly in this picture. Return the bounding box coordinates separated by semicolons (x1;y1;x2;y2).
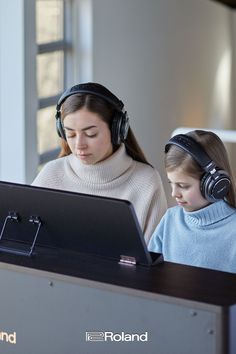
55;82;130;145
165;134;231;202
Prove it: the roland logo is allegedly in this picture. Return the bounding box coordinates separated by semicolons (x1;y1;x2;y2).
0;330;16;344
86;331;148;342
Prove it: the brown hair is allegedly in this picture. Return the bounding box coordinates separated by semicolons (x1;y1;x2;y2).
165;130;236;207
58;93;150;165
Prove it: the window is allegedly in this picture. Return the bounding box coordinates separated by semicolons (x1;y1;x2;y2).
0;0;91;183
36;0;71;165
35;0;92;168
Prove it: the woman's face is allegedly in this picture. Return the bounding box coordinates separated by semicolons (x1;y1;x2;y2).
63;108;113;164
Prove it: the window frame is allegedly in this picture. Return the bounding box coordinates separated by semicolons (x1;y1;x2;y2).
0;0;92;183
36;0;72;165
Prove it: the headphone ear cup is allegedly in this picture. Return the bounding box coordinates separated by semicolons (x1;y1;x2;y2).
200;172;212;201
111;112;129;145
111;112;121;145
120;112;129;142
200;170;231;202
56;113;66;140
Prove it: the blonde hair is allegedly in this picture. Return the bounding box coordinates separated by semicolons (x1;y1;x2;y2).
165;130;236;207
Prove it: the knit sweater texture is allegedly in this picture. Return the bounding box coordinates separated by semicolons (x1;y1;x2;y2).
32;144;167;243
148;200;236;273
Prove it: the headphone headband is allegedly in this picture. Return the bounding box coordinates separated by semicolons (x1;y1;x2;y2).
165;134;215;172
56;83;125;113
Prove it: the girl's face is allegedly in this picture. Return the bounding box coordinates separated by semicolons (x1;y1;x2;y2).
167;167;209;212
63;108;113;164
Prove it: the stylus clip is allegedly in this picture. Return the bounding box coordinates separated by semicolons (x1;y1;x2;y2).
0;211;20;241
0;212;42;257
28;215;42;256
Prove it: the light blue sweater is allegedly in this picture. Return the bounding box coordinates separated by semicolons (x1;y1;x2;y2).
148;200;236;273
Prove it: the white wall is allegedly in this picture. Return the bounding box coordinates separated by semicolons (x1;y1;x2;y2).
91;0;233;199
0;0;234;193
0;0;38;184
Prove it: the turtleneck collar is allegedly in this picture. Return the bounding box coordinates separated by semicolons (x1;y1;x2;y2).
183;200;235;227
67;143;134;184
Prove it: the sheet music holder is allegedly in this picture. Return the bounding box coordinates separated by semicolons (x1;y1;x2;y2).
0;181;162;266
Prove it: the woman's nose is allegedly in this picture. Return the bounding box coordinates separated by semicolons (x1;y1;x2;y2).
75;134;87;149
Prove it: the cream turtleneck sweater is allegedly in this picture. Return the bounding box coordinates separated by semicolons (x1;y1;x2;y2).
32;144;167;243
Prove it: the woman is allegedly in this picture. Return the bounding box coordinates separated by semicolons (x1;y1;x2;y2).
32;82;167;243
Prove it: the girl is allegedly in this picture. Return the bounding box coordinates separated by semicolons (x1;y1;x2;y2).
32;82;167;243
148;130;236;273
